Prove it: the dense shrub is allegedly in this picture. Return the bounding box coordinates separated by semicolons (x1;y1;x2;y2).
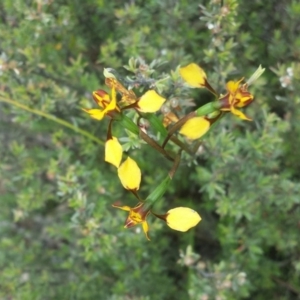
0;0;299;299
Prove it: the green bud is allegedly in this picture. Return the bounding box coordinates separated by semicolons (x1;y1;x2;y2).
246;65;265;86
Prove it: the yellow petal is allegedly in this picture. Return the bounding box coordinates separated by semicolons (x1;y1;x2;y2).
166;207;201;232
236;91;254;108
226;78;243;94
105;137;123;168
230;106;252;121
105;86;117;111
118;157;141;190
142;221;150;241
92;90;110;108
137;90;166;113
179;117;210;140
179;63;207;88
112;204;131;212
81;108;105;120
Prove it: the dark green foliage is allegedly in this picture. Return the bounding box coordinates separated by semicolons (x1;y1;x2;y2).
0;0;300;299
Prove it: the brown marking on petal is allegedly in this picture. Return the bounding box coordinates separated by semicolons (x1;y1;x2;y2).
92;90;110;106
125;217;137;228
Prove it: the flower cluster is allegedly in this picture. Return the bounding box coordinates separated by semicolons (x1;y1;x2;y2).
179;63;255;140
82;63;264;240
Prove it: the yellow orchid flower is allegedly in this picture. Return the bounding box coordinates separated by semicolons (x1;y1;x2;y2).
113;202;201;240
105;137;123;168
219;79;254;121
82;87;119;120
179;116;211;140
180;63;255;121
113;202;151;240
117;157;141;190
137;90;166;113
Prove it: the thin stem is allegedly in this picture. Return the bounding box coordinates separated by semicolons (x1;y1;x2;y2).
106;119;113;140
169;150;182;179
0;96;104;145
139;129;175;162
169;136;194;156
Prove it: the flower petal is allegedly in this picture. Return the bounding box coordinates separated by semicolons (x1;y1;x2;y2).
105;137;123;168
81;108;105;120
112;204;131;212
105;86;117;112
179;63;207;88
179;117;210;140
230;106;252;121
166;207;201;232
226;78;244;94
118;157;141;190
92;90;110;108
235;91;254;108
142;221;150;241
137;90;166;113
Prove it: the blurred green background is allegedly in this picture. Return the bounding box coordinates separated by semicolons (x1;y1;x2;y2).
1;0;300;299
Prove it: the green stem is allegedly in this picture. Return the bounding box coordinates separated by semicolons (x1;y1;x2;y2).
145;175;172;206
0;96;104;145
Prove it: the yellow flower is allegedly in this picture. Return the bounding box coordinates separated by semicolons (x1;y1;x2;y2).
113;202;151;240
180;63;255;121
165;207;201;232
117;157;141;190
180;63;207;88
82;87;119;120
179;116;210;140
137;90;166;113
218;79;254;120
105;137;123;168
113;202;201;240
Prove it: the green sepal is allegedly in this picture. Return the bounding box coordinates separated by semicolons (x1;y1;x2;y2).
196;101;221;117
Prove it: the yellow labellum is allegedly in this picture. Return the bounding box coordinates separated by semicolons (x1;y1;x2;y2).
105;137;123;168
118;157;141;190
137;90;166;113
166;207;201;232
179;117;210;140
179;63;207;88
